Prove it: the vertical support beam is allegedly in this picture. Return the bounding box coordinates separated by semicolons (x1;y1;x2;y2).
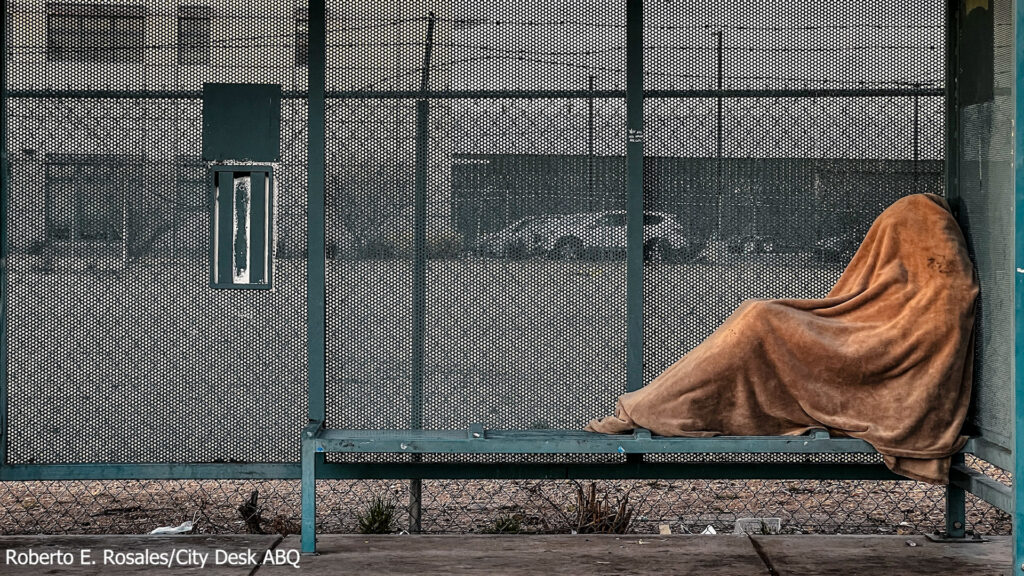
408;477;422;533
409;12;435;534
307;0;326;424
945;452;966;538
0;0;9;467
625;0;643;394
945;0;960;212
412;11;434;442
300;432;317;554
1014;0;1024;571
303;0;326;555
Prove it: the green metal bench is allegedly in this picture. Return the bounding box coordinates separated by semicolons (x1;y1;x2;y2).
300;422;1009;553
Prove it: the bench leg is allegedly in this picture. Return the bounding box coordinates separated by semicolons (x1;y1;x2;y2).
409;478;422;533
945;453;966;539
301;438;318;554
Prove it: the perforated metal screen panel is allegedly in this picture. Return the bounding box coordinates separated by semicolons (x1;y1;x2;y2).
642;3;946;382
959;0;1013;451
4;1;309;464
4;1;982;468
323;2;628;434
321;0;953;455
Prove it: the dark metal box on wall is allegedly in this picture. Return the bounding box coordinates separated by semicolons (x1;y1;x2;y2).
202;83;282;162
202;83;281;289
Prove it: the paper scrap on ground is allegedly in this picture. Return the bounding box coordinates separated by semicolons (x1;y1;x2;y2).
149;520;193;535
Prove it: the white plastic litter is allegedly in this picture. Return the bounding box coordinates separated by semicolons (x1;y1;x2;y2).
149;521;194;535
701;525;717;535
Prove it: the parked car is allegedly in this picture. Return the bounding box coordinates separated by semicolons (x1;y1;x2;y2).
540;210;702;262
726;235;777;254
725;234;803;255
478;215;561;258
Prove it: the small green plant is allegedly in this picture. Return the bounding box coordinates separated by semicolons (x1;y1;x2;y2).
483;514;523;534
357;496;396;534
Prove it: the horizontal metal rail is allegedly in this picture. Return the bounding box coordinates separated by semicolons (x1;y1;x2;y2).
950;463;1013;514
5;88;945;100
315;461;904;480
0;460;903;481
0;435;991;482
0;462;300;481
967;436;1013;472
316;427;880;455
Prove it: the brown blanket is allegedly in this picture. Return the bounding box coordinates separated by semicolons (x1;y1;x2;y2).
586;194;978;484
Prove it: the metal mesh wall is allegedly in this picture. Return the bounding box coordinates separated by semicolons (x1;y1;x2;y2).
959;0;1013;451
642;2;946;383
4;0;308;464
3;0;1002;484
324;1;628;433
322;2;950;440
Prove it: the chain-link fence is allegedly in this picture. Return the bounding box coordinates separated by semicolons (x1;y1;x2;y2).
1;0;1012;538
0;456;1011;536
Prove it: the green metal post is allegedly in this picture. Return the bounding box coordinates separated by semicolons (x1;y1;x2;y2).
412;11;435;434
1014;0;1024;569
945;0;959;213
1014;0;1024;570
301;426;318;554
307;0;326;425
302;0;326;553
625;0;643;394
945;452;966;538
0;0;8;467
943;0;967;545
410;12;435;534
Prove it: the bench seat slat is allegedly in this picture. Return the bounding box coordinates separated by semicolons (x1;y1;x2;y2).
315;428;885;455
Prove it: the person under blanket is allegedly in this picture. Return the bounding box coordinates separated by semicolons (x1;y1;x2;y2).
585;193;978;484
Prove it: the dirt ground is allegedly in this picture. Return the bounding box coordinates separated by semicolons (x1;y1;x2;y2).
0;458;1011;537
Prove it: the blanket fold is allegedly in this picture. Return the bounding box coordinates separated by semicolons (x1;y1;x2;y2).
585;194;977;484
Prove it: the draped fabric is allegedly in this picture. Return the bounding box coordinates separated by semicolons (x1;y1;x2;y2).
586;194;978;484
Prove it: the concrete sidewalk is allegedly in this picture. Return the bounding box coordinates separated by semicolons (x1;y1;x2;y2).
0;534;1012;575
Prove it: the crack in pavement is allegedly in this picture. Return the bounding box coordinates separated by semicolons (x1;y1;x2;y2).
247;536;284;576
749;536;780;576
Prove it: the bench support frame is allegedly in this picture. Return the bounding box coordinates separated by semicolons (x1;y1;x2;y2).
299;423;1004;554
